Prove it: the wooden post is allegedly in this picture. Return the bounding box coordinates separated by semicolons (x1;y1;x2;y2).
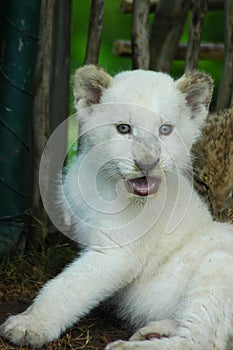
216;0;233;110
85;0;104;64
32;0;56;247
185;0;208;71
132;0;150;69
31;0;71;247
50;0;71;132
149;0;192;72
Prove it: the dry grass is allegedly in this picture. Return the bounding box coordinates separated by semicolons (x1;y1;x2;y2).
0;234;130;350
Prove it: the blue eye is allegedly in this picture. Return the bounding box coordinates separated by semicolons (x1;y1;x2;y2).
159;124;173;136
116;123;131;134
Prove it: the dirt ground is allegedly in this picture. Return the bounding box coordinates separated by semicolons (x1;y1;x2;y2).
0;235;131;350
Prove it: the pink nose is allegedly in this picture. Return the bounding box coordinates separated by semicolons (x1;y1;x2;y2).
134;158;159;172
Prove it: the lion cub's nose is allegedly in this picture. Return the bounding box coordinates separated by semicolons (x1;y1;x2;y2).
134;158;159;172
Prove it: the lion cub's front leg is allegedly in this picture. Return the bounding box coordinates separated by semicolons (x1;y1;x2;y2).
0;249;135;348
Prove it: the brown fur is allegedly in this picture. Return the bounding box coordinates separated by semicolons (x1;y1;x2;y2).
192;108;233;223
73;65;112;107
177;71;213;119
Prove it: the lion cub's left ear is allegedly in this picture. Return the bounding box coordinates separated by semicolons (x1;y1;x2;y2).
176;71;214;120
73;65;113;108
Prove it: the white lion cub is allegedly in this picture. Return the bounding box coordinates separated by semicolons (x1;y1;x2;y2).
1;66;233;350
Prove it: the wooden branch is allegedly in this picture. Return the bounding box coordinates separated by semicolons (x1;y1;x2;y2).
120;0;157;13
216;0;233;110
114;40;132;56
149;0;192;72
119;0;223;13
185;0;208;71
177;43;224;60
131;0;150;69
114;40;224;61
207;0;224;10
85;0;104;64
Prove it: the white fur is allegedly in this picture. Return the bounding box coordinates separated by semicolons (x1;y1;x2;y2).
1;68;233;349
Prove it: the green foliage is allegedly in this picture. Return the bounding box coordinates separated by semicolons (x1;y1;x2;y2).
71;0;132;76
71;2;224;77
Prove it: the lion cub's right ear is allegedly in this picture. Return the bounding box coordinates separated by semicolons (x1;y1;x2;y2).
73;65;113;108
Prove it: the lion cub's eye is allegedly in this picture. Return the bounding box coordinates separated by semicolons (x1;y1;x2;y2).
116;123;131;134
159;124;173;136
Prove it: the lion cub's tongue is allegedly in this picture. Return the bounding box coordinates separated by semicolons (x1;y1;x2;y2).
125;176;161;196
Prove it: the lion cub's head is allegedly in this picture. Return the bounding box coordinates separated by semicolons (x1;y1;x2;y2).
73;65;213;198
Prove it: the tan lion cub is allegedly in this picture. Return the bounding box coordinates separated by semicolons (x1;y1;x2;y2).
1;66;233;350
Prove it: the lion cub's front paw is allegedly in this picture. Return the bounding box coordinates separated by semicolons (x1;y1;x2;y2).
129;319;179;341
105;340;132;350
0;312;60;348
105;319;179;350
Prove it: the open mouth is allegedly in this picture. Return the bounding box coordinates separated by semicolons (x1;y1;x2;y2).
125;176;161;197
